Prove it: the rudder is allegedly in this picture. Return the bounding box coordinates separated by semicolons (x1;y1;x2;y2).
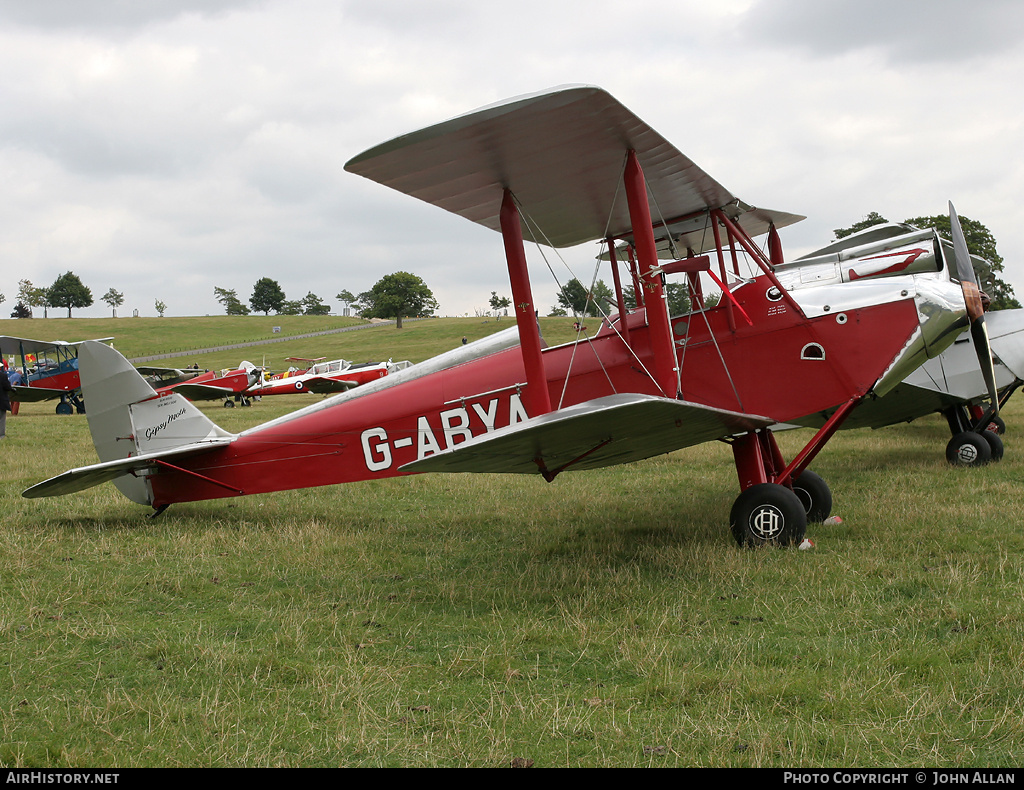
78;341;234;504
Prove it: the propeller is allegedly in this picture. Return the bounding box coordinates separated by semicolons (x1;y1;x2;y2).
949;201;1000;417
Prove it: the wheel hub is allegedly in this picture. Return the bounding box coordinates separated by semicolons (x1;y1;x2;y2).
748;504;786;541
956;443;979;464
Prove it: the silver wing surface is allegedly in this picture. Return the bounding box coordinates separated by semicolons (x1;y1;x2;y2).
401;393;773;477
345;84;803;251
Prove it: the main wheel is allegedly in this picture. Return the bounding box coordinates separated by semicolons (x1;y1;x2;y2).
980;429;1004;462
986;415;1006;435
55;401;73;415
730;484;807;548
792;470;833;523
946;431;992;467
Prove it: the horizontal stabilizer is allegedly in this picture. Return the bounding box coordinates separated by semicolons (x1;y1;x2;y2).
401;394;773;477
22;438;234;499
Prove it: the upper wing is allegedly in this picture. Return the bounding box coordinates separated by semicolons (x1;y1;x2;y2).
0;336;114;355
345;84;803;251
401;393;772;477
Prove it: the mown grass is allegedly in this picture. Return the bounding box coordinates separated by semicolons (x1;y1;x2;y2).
2;316;1024;766
0;314;562;373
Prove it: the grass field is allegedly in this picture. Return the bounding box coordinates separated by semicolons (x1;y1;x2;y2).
2;315;1024;767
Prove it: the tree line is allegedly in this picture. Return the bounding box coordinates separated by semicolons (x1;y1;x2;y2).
8;273;107;318
216;271;440;329
2;269;444;325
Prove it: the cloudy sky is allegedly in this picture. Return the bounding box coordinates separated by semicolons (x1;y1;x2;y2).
1;0;1021;320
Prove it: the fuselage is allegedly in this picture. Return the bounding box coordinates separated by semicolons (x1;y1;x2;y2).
143;270;962;507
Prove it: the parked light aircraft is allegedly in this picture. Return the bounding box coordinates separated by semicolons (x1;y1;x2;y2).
23;86;977;547
1;335;113;414
247;356;413;397
151;362;263;407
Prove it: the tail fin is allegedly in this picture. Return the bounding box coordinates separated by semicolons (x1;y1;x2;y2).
64;341;235;504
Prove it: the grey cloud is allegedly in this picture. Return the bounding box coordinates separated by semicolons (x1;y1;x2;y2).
0;0;267;31
741;0;1024;63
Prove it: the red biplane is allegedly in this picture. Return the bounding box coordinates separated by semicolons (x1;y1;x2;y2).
23;86;975;546
148;361;263;407
246;356;412;397
1;335;113;414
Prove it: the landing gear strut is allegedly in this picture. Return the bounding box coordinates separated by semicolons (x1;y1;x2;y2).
727;399;855;548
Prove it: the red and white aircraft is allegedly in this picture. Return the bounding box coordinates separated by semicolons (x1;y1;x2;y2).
23;86;973;546
247;356;412;397
149;361;263;407
1;335;113;414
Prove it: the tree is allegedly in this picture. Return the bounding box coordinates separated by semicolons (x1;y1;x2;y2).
302;291;331;315
359;271;438;329
556;278;615;317
101;288;125;318
833;212;1020;310
489;291;511;319
47;271;93;318
155;299;167;317
19;279;49;318
903;212;1020;310
10;302;30;318
250;277;286;315
214;286;250;315
277;299;303;315
623;282;692;316
833;211;889;240
336;289;358;315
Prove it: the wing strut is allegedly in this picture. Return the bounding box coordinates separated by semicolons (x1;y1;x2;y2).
624;151;678;399
533;438;613;482
501;189;552;418
606;243;631;345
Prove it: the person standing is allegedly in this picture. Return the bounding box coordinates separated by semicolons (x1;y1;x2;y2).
0;364;11;438
7;366;21;415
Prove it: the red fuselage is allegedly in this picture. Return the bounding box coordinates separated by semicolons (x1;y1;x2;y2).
146;274;921;507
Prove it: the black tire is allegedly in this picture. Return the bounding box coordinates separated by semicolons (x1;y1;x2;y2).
730;483;807;548
981;429;1004;462
986;415;1006;435
55;402;73;415
223;400;235;408
946;431;992;467
792;470;832;523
